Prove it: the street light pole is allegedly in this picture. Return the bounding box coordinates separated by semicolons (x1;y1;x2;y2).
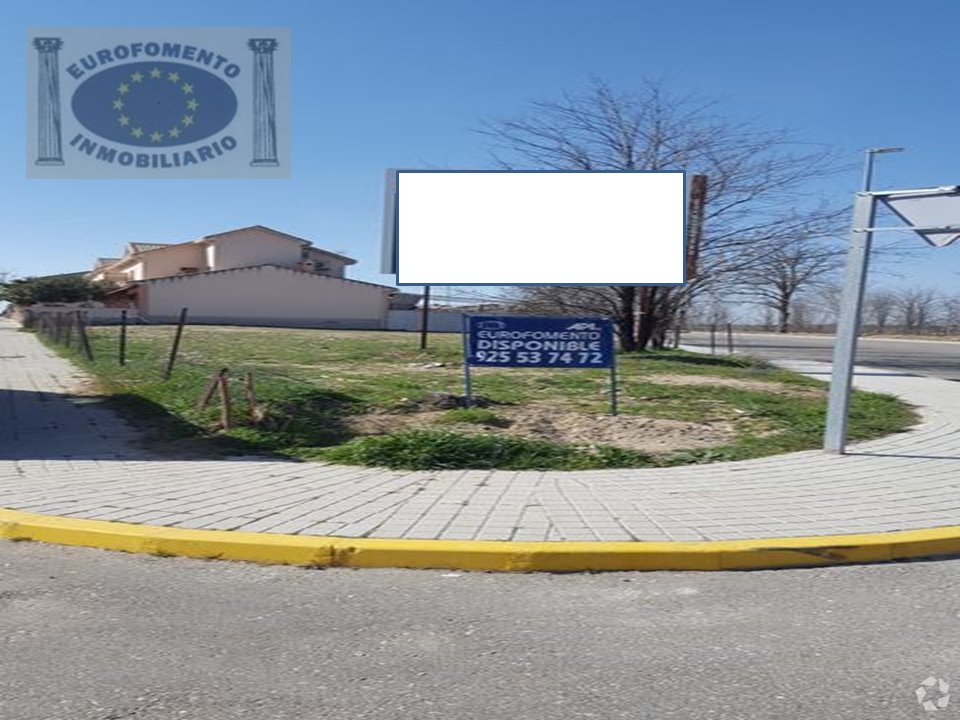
861;146;904;194
861;149;876;194
823;147;904;453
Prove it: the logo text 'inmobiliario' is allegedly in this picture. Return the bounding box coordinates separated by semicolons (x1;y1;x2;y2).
27;27;290;179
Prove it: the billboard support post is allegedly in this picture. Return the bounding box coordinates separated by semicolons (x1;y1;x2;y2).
419;285;431;350
685;174;708;280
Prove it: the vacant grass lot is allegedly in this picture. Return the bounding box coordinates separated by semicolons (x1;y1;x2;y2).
60;325;917;470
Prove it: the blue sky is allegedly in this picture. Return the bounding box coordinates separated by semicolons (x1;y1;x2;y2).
7;0;960;291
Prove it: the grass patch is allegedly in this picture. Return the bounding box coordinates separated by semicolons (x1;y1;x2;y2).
38;325;919;469
321;430;656;471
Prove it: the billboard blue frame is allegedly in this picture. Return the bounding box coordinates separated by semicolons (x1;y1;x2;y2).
382;168;688;286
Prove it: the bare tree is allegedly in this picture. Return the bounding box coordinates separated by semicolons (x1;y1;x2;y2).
509;285;641;349
863;289;898;334
941;294;960;335
479;79;846;350
733;236;844;333
894;288;941;334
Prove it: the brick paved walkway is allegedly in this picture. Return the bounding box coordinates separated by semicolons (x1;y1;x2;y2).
1;320;959;542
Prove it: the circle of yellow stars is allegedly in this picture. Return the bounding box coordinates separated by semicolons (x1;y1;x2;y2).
113;67;200;142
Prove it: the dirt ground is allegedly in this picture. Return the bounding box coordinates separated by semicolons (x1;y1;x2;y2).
347;374;820;453
348;405;734;453
637;373;821;397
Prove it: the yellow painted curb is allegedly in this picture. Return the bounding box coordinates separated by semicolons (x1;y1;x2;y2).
2;508;960;572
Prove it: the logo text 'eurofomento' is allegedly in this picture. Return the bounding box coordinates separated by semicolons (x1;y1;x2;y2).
27;28;289;179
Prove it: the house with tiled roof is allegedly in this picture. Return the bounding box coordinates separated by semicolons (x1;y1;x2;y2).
87;225;401;329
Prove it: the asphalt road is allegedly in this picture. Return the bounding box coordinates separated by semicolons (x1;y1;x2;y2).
684;331;960;381
2;540;959;720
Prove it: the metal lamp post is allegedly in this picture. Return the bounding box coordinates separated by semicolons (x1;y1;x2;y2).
861;147;904;193
823;147;904;453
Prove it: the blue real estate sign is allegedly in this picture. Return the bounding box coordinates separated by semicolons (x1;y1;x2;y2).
465;315;615;369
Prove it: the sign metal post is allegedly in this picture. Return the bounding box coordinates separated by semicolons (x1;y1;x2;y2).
824;184;960;453
823;191;877;453
461;313;473;406
609;363;618;416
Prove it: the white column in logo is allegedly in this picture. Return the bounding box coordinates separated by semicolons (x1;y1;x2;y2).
248;38;279;167
33;37;64;166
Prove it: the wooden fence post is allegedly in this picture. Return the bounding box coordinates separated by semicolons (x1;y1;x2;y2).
244;372;262;424
118;310;128;366
163;307;189;380
76;311;95;361
197;368;228;411
217;373;233;430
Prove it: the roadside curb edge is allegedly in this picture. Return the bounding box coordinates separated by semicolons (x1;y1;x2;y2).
2;508;959;571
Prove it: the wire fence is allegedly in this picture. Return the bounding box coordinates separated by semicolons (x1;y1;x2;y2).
23;309;97;362
55;310;348;435
27;310;745;437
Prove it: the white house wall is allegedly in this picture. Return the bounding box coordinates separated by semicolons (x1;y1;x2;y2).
139;265;390;329
127;262;145;281
208;228;302;271
137;244;207;278
202;242;218;271
304;248;347;277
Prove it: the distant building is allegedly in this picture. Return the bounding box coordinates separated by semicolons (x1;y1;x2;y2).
88;225;405;329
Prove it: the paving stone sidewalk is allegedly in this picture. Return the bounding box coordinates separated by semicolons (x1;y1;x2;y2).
1;320;959;542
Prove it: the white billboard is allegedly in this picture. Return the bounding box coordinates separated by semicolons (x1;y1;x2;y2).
382;169;687;286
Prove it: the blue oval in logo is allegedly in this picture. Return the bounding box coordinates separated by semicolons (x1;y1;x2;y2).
71;61;237;148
